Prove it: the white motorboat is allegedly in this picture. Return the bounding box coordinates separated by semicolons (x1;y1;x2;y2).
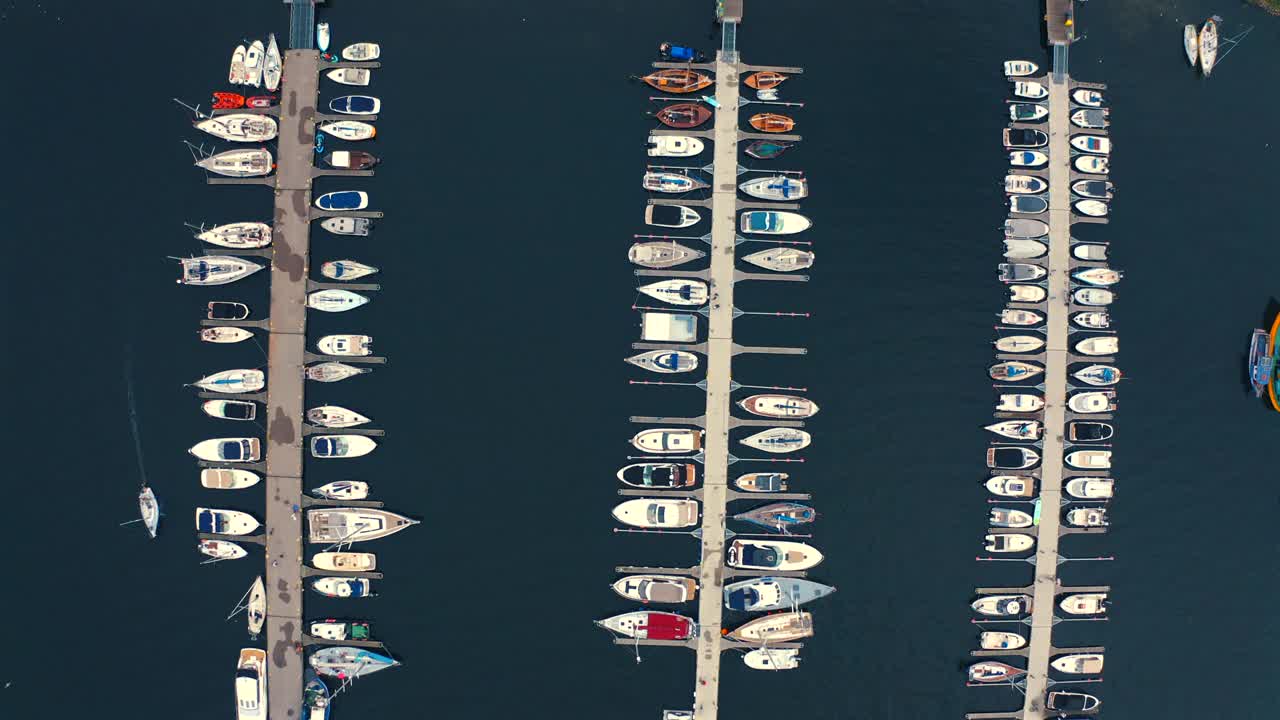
1005;175;1048;194
1009;103;1048;121
1009;195;1047;214
1060;593;1108;615
312;577;372;598
201;468;261;490
306;362;370;382
742;247;814;272
321;217;373;236
631;428;703;454
637;279;709;306
728;613;816;643
1003;60;1038;77
1052;654;1105;675
999;263;1047;282
727;539;824;571
307;508;419;543
1199;19;1218;76
321;260;378;281
1073;288;1114;306
985;533;1034;552
647;135;704;157
1184;24;1199;67
740;210;812;235
1009;150;1048;167
1004;239;1046;259
178;256;263;286
1013;81;1048;99
611;574;697;603
1071;135;1111;154
1004;127;1048;148
738;394;819;419
1066;478;1114;499
625;350;699;374
990;507;1033;528
235;648;266;720
189;437;261;463
342;42;381;61
985;475;1034;497
1009;284;1047;302
1068;391;1117;413
310;435;377;459
996;394;1043;412
643;172;708;193
263;34;281;92
192;369;265;393
1071;108;1110;129
199;539;247;560
312;481;370;500
612;498;699;528
1072;89;1104;107
1066;450;1112;469
1074;267;1122;286
1073;311;1111;329
1073;243;1109;261
229;45;248;85
1074;365;1122;386
971;594;1031;617
645;204;701;228
984;420;1041;440
317;334;372;356
1075;336;1119;356
743;648;800;671
739;175;808;201
327;67;372;86
244;40;264;88
200;327;253;344
313;552;377;572
1000;309;1043;326
628;241;704;268
202;399;257;422
989;361;1044;382
1073;155;1109;174
307;406;370;428
1074;199;1109;217
981;631;1028;650
196;507;260;535
740;428;811;454
198;222;271;248
319;120;376;141
617;463;696;489
307;289;370;312
994;335;1044;353
1067;507;1108;527
138;486;159;538
316;22;330;52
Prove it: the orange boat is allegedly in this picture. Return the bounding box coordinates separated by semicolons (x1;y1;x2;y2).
744;71;788;90
749;113;795;133
656;103;713;129
212;91;245;110
642;69;713;94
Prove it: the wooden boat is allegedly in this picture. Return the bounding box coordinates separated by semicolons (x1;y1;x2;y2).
312;481;370;500
742;247;814;272
990;507;1033;528
740;428;811;454
989;361;1043;381
738;394;819;419
313;552;377;572
1060;593;1109;615
201;468;260;490
726;612;814;643
631;428;703;454
970;661;1026;683
980;631;1027;650
985;475;1034;497
1003;60;1038;77
625;350;699;374
749;113;794;133
628;241;704;268
200;327;253;344
1184;24;1199;67
213;91;244;109
305;362;370;383
637;279;709;306
613;498;699;528
996;394;1043;413
1074;365;1122;387
1000;309;1043;326
732;502;816;532
655;103;712;129
985;533;1034;552
616;462;696;488
971;594;1031;616
987;446;1039;470
611;575;697;603
321;260;378;281
324;150;378;170
734;472;788;493
745;71;788;90
596;611;694;640
642;69;712;93
745;140;793;160
1052;654;1105;675
1073;89;1104;107
984;420;1041;440
1075;336;1119;356
1199;19;1218;76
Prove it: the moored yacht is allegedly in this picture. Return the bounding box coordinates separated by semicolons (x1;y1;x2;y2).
1004;218;1048;238
971;594;1031;616
314;191;369;211
321;217;373;236
1005;175;1048;194
309;647;398;679
1074;288;1114;306
178;256;263;286
738;394;819;418
1074;364;1122;386
307;406;370;428
994;335;1044;353
323;151;379;170
734;472;789;493
1013;81;1048;99
321;260;378;281
1066;478;1114;499
201;327;254;344
1052;653;1105;675
637;279;709;306
318;120;376;141
235;648;267;720
611;498;699;528
989;361;1044;381
1074;199;1109;217
201;468;261;490
643;172;709;193
327;67;371;86
1068;391;1117;413
980;631;1027;650
1004;239;1046;259
990;507;1033;528
202;399;256;422
1071;108;1109;129
307;508;418;543
969;661;1025;683
196;507;260;535
1073;89;1104;107
195;149;273;177
329;95;381;116
1008;103;1048;121
1048;691;1102;714
996;393;1043;412
1075;336;1119;356
644;204;701;228
986;475;1034;497
1003;60;1038;76
310;435;377;459
631;428;703;454
317;334;372;356
739;175;808;201
1074;267;1122;286
1066;450;1112;469
984;420;1041;440
647;135;704;157
341;42;381;61
987;446;1039;470
1008;284;1046;302
308;289;370;312
192;369;265;393
1009;150;1048;167
616;462;696;488
1071;135;1111;154
723;577;836;612
728;539;823;571
628;241;704;268
195;114;278;142
306;362;370;382
1009;195;1048;214
612;575;698;604
595;611;693;640
1000;309;1043;326
740;428;811;453
733;502;816;532
309;620;372;642
1003;128;1048;148
742;247;815;272
199;539;247;560
985;533;1034;553
739;210;811;235
311;577;373;598
1060;592;1109;615
625;350;699;374
1068;421;1114;442
311;480;370;500
1074;155;1109;174
743;648;800;671
998;263;1046;282
727;612;814;643
1071;180;1114;199
189;437;261;463
1073;243;1109;261
197;222;271;248
1067;507;1108;527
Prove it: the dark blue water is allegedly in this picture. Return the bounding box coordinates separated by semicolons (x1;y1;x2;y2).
3;0;1277;718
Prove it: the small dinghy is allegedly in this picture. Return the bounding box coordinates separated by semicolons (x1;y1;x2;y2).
1067;450;1112;470
1073;288;1114;306
1003;128;1048;148
1073;89;1104;107
1074;267;1122;286
1074;199;1109;217
1009;195;1048;214
990;507;1034;528
749;113;795;133
310;647;398;679
200;327;253;344
655;103;712;129
228;45;248;85
985;533;1034;552
1009;150;1048;167
734;472;788;493
637;279;709;306
612;575;697;603
987;446;1039;470
1067;507;1108;527
195;507;260;535
970;661;1026;683
625;350;699;374
981;631;1027;650
616;462;697;488
212;91;244;109
1072;180;1114;199
245;95;277;109
1013;81;1048;99
745;71;788;89
312;577;373;598
612;498;699;528
985;420;1041;440
1068;391;1117;413
1071;108;1110;129
1071;135;1111;154
323;150;379;170
1004;239;1046;259
319;120;376;141
742;247;814;272
315;191;369;211
1060;593;1109;615
986;475;1034;497
202;399;256;421
998;263;1046;282
307;405;370;428
745;140;793;160
631;428;703;454
306;362;370;383
1074;155;1109;174
628;241;705;268
191;369;265;393
312;481;370;500
1005;175;1047;194
311;435;378;459
642;69;713;93
309;620;372;642
341;42;381;61
1066;478;1114;499
1075;336;1119;356
727;612;814;643
743;648;800;671
724;577;835;612
648;135;704;157
317;334;372;356
739;394;819;419
321;260;378;280
244;40;264;87
596;611;694;641
1004;218;1048;238
996;394;1043;412
1073;243;1108;261
644;204;701;228
1199;19;1218;76
178;256;263;286
208;301;249;320
308;289;370;312
994;336;1044;353
1008;103;1048;121
1000;309;1043;326
1008;284;1047;302
1074;364;1122;386
327;67;371;86
1052;654;1105;675
201;468;260;490
740;428;811;454
733;502;816;532
1003;60;1038;77
971;594;1031;616
314;552;377;572
329;95;380;115
740;210;812;236
189;437;261;463
199;539;246;560
1184;24;1200;67
728;539;823;571
1069;421;1115;442
642;172;708;194
197;221;271;248
321;217;374;236
1073;311;1111;329
194;114;278;142
739;175;808;201
1048;691;1102;714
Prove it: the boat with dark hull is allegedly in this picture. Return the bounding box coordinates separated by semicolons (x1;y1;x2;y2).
734;472;788;493
745;140;793;160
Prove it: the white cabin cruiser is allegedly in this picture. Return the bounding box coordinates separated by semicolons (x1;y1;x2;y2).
612;498;699;528
648;135;704;157
317;334;372;356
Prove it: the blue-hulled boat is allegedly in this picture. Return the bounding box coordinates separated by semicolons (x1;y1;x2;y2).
732;502;816;531
314;191;369;211
723;577;836;612
309;647;399;679
745;140;793;160
303;669;331;719
329;95;380;116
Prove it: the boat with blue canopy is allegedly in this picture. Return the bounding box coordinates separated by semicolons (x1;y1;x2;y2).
329;95;380;115
739;210;811;235
625;349;699;374
659;42;704;62
745;140;793;160
314;191;369;211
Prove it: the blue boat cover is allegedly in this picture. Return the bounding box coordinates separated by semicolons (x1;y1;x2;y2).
223;441;244;460
669;46;696;61
726;587;758;610
320;191;362;209
740;543;779;568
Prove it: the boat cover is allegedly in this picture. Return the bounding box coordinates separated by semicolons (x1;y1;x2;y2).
649;205;686;226
667;45;696;61
639;613;691;640
319;191;364;210
738;543;779;568
197;509;219;533
726;587;759;610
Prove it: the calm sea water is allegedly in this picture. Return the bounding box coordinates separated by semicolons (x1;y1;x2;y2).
2;0;1277;718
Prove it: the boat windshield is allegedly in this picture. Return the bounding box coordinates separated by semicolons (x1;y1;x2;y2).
726;587;761;610
221;441;245;460
740;543;780;568
647;505;668;524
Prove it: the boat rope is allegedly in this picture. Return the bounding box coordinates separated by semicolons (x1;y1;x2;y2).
123;347;149;489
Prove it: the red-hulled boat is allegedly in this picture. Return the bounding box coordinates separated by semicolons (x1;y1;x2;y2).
213;92;245;110
595;611;694;640
642;69;713;94
656;103;712;129
246;95;278;109
749;113;795;133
